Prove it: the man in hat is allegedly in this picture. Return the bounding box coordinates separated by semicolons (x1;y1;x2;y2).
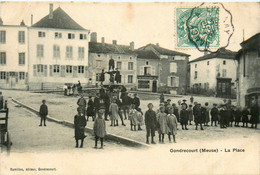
219;104;227;128
210;103;219;126
193;103;204;130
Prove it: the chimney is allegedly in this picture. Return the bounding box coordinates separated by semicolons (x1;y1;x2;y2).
49;4;53;19
130;41;134;51
90;32;97;42
101;37;105;44
31;14;33;26
0;17;3;26
20;20;25;26
112;40;117;45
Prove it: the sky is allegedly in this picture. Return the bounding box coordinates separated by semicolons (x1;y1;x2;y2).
0;2;259;60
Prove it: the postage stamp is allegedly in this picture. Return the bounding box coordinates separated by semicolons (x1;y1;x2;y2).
176;2;234;52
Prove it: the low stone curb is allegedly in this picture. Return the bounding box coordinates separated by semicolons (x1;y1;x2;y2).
11;98;149;148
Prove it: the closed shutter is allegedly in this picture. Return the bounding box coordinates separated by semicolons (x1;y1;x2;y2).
61;65;65;77
140;66;144;75
167;77;171;87
6;72;9;83
49;65;53;77
33;65;36;76
25;72;28;83
85;66;88;78
175;77;179;87
73;66;77;77
151;67;155;75
15;72;18;82
44;65;47;77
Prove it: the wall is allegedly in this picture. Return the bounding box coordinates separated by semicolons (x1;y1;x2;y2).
88;52;137;88
237;50;260;107
28;27;89;90
0;25;28;89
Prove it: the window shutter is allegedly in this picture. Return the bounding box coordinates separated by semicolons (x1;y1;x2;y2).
73;66;78;77
85;66;88;78
44;65;47;77
25;72;28;83
140;66;144;75
167;77;171;86
175;77;179;87
33;65;36;76
151;67;155;75
61;65;65;77
6;72;9;83
49;65;53;77
15;72;18;82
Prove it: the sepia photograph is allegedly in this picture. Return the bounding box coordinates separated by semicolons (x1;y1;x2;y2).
0;1;259;175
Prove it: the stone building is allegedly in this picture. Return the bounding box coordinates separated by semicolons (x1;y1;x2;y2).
0;19;29;90
28;5;90;90
136;44;189;94
189;48;237;98
236;33;260;107
88;34;137;89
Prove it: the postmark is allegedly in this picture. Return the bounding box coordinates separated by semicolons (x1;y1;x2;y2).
176;3;234;52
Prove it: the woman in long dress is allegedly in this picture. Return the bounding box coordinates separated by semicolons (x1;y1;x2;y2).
74;107;87;148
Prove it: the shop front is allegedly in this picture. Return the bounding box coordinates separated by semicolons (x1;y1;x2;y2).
137;75;158;92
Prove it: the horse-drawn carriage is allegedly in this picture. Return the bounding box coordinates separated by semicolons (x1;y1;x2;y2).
0;108;11;152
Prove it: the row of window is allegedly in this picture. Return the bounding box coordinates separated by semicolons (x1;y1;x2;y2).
0;71;26;80
194;69;227;79
33;64;87;77
194;60;227;68
0;30;25;44
38;31;87;40
95;60;134;70
96;73;134;84
37;45;85;59
0;52;25;65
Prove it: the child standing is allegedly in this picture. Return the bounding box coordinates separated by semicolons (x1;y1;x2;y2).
136;107;143;130
129;104;138;131
187;105;193;125
74;107;87;148
87;96;95;121
157;106;168;143
167;107;177;143
93;109;106;149
210;104;219;127
180;103;189;130
144;103;157;144
241;106;249;127
109;99;119;127
39;99;48;126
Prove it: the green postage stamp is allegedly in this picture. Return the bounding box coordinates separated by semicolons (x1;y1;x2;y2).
176;3;234;52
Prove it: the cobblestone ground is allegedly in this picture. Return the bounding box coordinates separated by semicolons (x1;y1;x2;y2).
1;100;129;153
1;90;259;145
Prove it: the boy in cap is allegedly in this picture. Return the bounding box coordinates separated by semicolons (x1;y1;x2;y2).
180;103;189;130
74;107;87;148
187;105;193;125
144;103;157;144
39;99;48;126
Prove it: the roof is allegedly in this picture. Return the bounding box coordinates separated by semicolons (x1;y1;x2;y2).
138;44;190;57
236;32;260;59
32;7;87;31
89;42;136;55
135;50;160;59
189;48;237;63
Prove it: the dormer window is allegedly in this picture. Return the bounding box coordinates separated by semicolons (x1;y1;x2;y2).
80;34;87;40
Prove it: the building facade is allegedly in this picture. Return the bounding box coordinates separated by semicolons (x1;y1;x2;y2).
0;20;29;90
28;6;90;90
236;33;260;108
136;44;189;94
88;34;137;89
189;48;237;98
